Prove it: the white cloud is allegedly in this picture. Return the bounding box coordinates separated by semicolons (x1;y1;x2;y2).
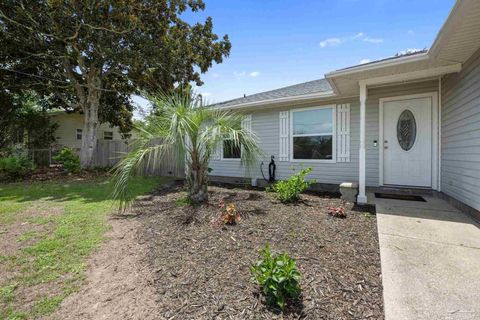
352;32;364;39
407;29;415;36
363;37;383;44
359;59;371;64
200;92;211;97
233;71;246;77
319;32;384;48
211;73;220;78
396;48;423;56
234;71;260;78
319;38;342;48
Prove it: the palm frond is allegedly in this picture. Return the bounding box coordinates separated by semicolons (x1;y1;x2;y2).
112;88;263;208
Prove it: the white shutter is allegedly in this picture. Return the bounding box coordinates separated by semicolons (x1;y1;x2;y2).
241;114;252;158
212;129;222;160
279;111;289;161
212;145;221;160
241;114;252;132
336;104;350;162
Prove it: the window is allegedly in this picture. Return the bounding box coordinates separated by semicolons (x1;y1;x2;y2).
291;106;334;161
223;140;241;159
76;129;82;140
103;131;113;140
397;110;416;151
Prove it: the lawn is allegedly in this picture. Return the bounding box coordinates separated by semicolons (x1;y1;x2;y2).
0;176;168;320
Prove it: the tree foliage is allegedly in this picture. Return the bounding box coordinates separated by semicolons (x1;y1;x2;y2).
0;0;231;167
0;91;58;150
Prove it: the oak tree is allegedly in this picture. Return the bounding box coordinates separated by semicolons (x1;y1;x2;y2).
0;0;231;167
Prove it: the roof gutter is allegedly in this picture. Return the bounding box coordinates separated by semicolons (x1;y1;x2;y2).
216;90;336;110
325;52;429;78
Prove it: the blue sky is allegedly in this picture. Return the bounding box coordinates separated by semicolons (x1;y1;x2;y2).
133;0;454;112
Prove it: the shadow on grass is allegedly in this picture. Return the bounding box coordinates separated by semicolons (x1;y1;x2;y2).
0;176;173;205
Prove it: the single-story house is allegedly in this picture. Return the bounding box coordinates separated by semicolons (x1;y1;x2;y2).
209;0;480;217
49;112;132;152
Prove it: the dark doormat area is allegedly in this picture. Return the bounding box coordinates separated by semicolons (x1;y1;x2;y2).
375;193;426;202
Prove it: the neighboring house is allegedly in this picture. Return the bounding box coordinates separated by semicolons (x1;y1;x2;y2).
49;111;132;152
210;0;480;217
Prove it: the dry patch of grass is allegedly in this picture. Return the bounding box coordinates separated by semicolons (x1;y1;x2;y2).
0;176;168;319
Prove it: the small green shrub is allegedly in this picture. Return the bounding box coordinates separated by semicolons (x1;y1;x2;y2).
0;155;35;181
250;244;301;310
53;147;80;173
175;196;192;207
270;167;315;203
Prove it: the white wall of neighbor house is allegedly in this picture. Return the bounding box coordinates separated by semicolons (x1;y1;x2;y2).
209;80;438;186
441;48;480;211
51;113;130;150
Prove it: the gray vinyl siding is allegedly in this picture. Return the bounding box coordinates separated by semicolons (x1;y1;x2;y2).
210;98;359;185
209;80;438;187
441;48;480;210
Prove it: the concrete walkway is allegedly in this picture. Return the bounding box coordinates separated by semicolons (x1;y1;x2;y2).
370;194;480;320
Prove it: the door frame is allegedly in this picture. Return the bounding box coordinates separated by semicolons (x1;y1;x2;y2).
379;92;439;190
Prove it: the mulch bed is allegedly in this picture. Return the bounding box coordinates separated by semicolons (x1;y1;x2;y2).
134;183;384;319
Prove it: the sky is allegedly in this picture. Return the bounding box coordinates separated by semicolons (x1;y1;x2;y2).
133;0;455;113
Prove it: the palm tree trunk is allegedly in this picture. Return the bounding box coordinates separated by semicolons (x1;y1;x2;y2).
189;170;208;203
186;158;208;203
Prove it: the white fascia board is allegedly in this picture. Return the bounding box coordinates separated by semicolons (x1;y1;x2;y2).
325;53;429;78
359;64;462;87
215;91;336;110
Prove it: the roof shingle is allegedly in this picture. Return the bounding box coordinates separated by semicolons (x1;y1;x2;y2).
215;78;332;108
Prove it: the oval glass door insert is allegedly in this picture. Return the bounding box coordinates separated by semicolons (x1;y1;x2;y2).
397;110;416;151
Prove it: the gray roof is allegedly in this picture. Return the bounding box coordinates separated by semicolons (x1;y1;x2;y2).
215;50;428;108
215;78;332;108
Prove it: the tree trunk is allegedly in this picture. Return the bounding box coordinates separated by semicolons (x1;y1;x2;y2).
80;76;102;169
186;160;208;204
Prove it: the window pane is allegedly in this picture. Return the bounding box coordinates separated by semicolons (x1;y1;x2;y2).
223;140;241;158
293;135;332;160
104;131;113;140
293;108;333;135
397;110;416;151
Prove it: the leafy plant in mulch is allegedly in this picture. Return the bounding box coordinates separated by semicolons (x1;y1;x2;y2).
327;205;346;218
250;244;301;310
218;201;241;225
269;167;315;203
175;196;192;207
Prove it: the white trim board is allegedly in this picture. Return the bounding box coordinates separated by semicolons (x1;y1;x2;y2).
359;64;461;87
379;92;439;190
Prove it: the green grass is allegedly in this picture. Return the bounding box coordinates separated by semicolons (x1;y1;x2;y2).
0;176;169;319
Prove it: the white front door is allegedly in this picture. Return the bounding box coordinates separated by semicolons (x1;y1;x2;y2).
383;96;432;187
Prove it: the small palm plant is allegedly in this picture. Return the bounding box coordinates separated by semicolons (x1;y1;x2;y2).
112;89;261;210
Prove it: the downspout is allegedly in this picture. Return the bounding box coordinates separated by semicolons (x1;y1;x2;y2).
438;77;442;192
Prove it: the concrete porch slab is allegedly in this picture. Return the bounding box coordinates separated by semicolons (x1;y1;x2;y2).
369;193;480;320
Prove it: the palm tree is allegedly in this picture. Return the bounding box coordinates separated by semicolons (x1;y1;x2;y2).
112;90;261;210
